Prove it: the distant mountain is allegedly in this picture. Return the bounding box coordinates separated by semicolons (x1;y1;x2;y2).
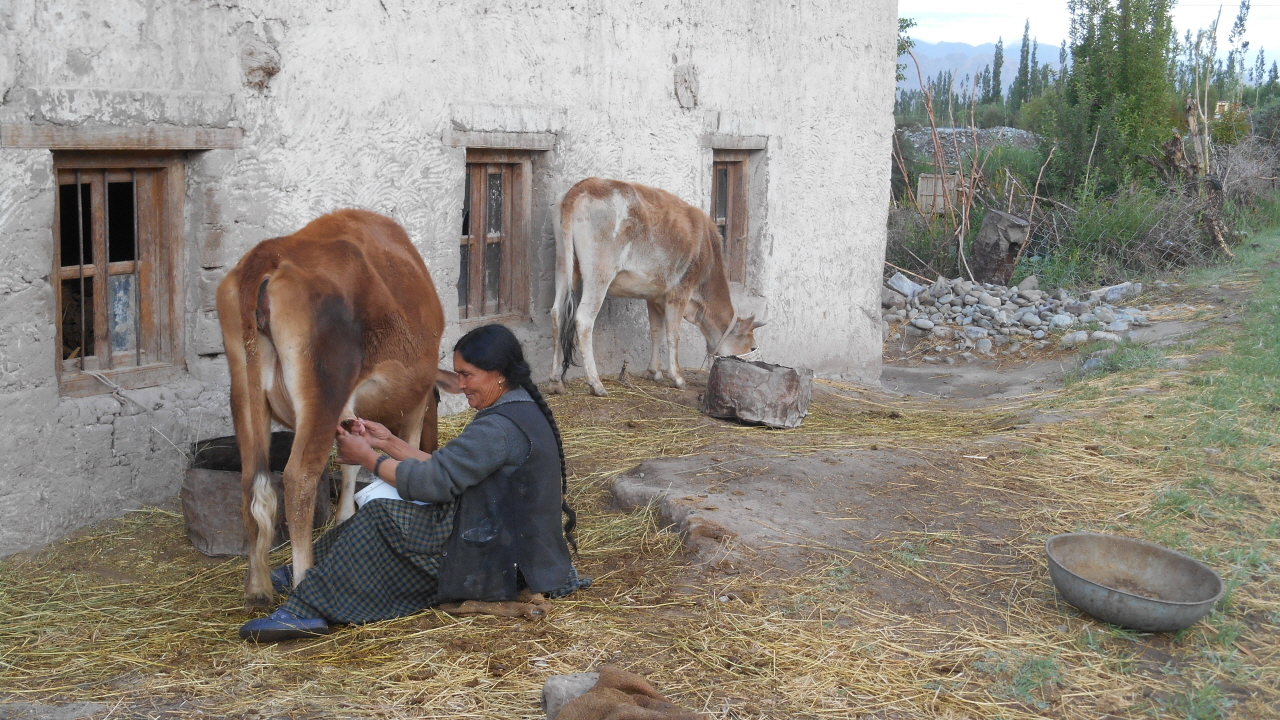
899;40;1065;94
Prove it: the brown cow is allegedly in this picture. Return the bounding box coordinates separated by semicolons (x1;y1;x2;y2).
216;209;451;609
548;177;763;397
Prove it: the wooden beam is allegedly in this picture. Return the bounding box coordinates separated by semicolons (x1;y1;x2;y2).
1;124;244;150
444;130;556;151
700;134;768;151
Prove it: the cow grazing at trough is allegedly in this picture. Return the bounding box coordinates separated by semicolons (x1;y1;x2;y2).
548;177;763;397
217;209;451;609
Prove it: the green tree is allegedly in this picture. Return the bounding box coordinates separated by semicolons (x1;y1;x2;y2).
1011;20;1033;114
1051;0;1177;192
897;18;917;83
992;38;1005;103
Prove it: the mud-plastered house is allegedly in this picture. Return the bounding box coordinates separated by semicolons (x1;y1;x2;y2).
0;0;896;555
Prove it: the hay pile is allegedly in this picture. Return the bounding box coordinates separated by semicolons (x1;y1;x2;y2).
1;371;1276;718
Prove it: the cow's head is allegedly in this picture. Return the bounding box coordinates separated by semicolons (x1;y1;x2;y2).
710;292;767;357
712;313;767;357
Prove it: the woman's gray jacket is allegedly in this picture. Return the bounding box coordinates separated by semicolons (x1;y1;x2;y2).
394;388;573;602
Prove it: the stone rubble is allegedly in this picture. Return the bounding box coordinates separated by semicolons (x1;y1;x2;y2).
882;273;1151;358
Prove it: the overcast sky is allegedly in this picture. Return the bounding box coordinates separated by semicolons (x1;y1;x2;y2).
899;0;1280;59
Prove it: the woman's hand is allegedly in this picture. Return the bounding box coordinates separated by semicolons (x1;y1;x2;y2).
335;425;379;468
353;419;394;451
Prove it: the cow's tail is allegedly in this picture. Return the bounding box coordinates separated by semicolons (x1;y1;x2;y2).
558;289;579;379
553;195;581;381
233;269;278;588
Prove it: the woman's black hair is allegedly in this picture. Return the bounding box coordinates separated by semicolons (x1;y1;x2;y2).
454;324;578;552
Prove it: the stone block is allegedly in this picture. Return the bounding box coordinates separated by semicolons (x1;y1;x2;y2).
886;272;924;300
881;286;906;309
193;311;225;356
199;269;226;312
181;433;332;557
541;672;600;719
701;357;813;429
971;209;1030;284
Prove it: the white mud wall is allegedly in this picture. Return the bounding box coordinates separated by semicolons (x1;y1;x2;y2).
0;0;895;556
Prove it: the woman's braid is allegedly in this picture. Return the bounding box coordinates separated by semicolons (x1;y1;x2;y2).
510;363;578;553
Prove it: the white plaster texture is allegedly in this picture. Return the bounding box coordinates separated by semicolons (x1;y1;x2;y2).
0;0;895;556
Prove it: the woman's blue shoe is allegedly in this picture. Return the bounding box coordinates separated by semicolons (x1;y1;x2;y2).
271;565;293;595
239;608;329;642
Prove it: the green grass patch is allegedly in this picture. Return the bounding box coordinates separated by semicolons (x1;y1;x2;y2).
1065;341;1166;383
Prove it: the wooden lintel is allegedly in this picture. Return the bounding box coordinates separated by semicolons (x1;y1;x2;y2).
700;134;768;151
1;124;244;150
444;130;556;151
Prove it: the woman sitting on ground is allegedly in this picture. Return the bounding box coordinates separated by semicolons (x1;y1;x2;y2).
240;323;590;641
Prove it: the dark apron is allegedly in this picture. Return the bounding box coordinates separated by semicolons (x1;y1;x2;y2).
436;399;574;602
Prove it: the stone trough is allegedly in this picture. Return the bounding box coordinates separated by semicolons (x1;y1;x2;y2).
180;432;332;557
700;356;814;429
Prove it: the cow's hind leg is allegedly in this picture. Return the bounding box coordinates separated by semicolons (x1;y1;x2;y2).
548;198;576;395
644;300;665;383
336;464;359;524
218;273;277;609
283;416;344;587
664;295;693;390
243;466;278;607
574;284;610;396
273;282;363;588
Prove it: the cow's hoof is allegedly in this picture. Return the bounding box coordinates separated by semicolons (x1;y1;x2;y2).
244;592;273;610
588;384;609;397
671;378;687;390
546;380;565;395
645;370;664;382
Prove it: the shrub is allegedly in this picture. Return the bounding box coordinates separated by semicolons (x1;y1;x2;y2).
1212;105;1252;146
1252;100;1280;145
1017;185;1220;288
885;208;974;280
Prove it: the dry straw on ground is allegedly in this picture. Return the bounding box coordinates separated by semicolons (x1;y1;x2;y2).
1;368;1276;719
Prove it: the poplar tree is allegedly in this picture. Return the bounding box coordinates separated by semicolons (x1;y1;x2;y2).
1054;0;1176;191
1011;20;1033;113
992;38;1005;103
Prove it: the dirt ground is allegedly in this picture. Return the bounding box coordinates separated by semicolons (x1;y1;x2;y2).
1;270;1276;719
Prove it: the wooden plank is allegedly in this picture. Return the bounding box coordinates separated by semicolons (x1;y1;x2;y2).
91;172;110;365
513;156;532;319
54;151;187;169
59;363;182;397
444;130;555;151
714;149;754;163
163;157;186;364
52;170;64;378
136;169;159;361
3;124;243;149
700;134;768;151
728;160;749;284
468;163;486;319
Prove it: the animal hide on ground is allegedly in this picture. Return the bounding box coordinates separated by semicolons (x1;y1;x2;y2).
436;590;552;620
555;665;705;720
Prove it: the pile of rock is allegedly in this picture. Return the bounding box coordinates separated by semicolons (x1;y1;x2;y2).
898;126;1040;169
883;273;1150;361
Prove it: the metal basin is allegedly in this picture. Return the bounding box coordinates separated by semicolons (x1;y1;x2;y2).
1046;533;1223;632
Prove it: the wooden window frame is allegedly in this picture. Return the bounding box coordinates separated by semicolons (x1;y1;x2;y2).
458;149;532;326
52;151;185;397
711;149;751;284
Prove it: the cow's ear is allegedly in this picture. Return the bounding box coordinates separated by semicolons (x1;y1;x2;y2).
744;314;766;330
435;369;462;394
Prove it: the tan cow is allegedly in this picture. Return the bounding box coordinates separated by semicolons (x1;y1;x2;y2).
548;177;762;396
216;209;452;609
